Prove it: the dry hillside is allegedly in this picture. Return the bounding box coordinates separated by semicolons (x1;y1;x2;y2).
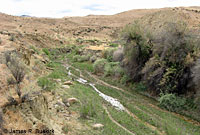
0;6;200;135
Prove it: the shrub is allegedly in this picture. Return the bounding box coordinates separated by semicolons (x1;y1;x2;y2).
30;45;39;54
73;55;89;62
0;37;2;44
102;48;117;62
62;125;70;134
7;77;16;85
0;109;3;129
9;35;15;41
72;55;81;62
104;62;124;77
121;21;152;82
142;21;197;94
122;20;200;96
93;59;108;74
120;74;131;84
135;82;147;91
158;93;186;112
7;60;25;84
113;48;124;62
79;55;90;62
113;64;124;77
5;52;26;97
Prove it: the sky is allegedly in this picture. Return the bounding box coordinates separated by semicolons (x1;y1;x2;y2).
0;0;200;18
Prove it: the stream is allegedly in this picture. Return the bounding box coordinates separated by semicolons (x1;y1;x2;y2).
66;66;125;111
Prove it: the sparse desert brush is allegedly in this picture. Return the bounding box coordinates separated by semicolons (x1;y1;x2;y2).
0;109;3;129
5;53;25;84
9;34;15;41
5;51;26;98
101;48;117;62
0;37;2;44
30;45;40;54
7;76;16;85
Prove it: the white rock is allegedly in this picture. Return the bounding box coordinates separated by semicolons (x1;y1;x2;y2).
55;79;61;82
63;81;73;85
67;98;78;105
76;78;87;84
62;85;70;89
92;123;104;130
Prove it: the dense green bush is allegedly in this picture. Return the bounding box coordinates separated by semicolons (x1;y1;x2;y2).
121;21;152;82
79;55;90;62
73;55;90;62
120;74;131;84
122;20;199;95
104;62;124;77
135;82;147;92
158;93;186;112
102;48;117;62
73;55;81;62
93;58;108;74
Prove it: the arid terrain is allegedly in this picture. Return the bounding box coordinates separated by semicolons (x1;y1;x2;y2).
0;6;200;135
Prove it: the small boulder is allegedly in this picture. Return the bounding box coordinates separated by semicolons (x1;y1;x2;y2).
55;79;61;83
62;98;71;107
62;85;70;89
63;81;73;85
92;123;104;130
67;98;78;105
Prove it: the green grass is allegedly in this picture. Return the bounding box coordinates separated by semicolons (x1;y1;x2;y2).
39;45;200;135
72;62;94;72
37;77;55;91
67;83;132;135
107;106;156;135
94;84;200;135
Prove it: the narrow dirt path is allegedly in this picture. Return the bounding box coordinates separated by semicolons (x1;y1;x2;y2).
148;103;200;126
124;108;163;135
102;105;136;135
